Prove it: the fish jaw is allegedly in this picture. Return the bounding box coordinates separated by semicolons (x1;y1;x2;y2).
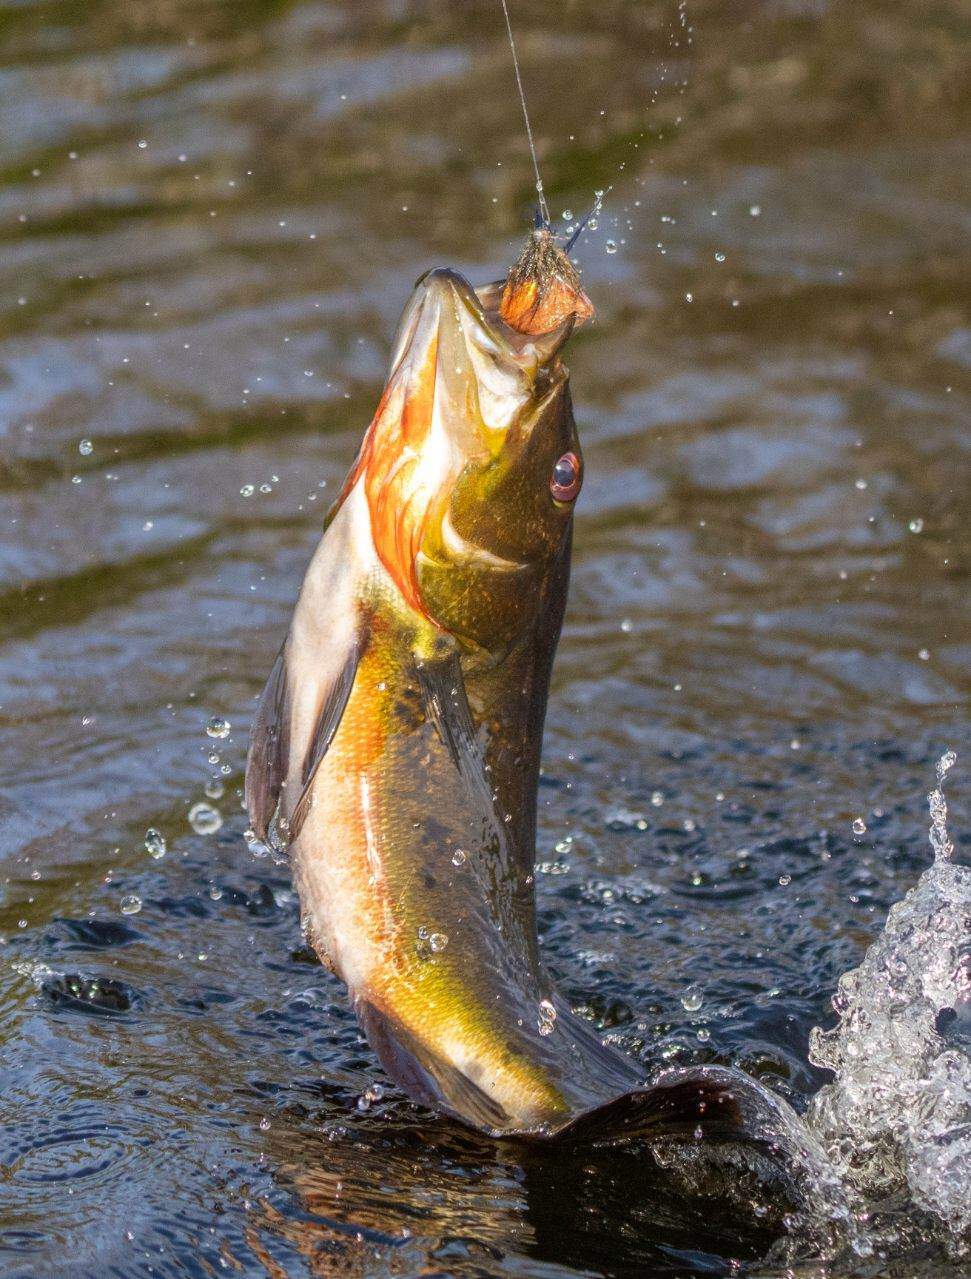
337;266;578;630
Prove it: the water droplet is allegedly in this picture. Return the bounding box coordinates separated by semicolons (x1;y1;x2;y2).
605;239;617;254
908;518;924;533
258;1116;271;1131
206;715;230;739
854;478;868;491
259;483;272;494
189;802;223;835
852;818;867;835
561;208;574;221
428;933;448;953
537;999;557;1035
144;828;166;860
240;484;255;497
78;438;93;456
749;204;761;217
681;984;703;1012
120;895;142;916
588;218;599;231
137;139;148;149
451;848;467;867
714;251;726;262
651;790;664;807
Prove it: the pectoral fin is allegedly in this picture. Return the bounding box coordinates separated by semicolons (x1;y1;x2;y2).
245;645;290;843
289;634;366;841
246;481;373;847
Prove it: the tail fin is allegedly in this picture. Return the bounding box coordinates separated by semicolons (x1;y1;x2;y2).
551;1064;798;1148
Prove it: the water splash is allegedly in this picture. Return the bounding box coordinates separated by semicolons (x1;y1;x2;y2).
807;751;970;1253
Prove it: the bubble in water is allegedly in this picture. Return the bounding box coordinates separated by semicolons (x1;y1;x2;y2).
78;438;93;456
428;933;448;953
356;1083;385;1111
188;802;223;835
681;984;703;1012
605;239;617;254
206;716;230;739
852;818;867;835
120;895;142;916
537;999;557;1036
451;848;467;867
144;828;166;859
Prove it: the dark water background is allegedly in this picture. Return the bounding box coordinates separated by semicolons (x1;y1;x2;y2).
0;1;968;1275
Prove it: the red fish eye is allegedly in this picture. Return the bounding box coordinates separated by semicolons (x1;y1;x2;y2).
550;451;582;503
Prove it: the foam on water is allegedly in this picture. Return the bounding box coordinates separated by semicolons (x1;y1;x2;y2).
807;751;971;1253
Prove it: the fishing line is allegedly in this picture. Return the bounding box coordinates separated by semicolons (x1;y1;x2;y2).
498;0;550;227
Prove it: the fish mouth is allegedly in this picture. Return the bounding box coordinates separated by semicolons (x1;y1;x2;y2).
386;267;576;438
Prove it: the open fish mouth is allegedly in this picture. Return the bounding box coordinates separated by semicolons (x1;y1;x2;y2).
382;230;595;440
381;266;576;442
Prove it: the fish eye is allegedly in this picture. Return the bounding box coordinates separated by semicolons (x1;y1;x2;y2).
550;451;582;503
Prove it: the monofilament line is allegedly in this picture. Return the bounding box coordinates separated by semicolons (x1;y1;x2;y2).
498;0;551;227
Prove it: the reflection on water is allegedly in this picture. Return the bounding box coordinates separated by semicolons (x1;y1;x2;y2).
0;0;967;1275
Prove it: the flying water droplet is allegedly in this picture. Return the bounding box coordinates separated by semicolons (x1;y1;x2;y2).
240;484;255;497
144;828;166;860
681;984;703;1012
605;239;617;254
451;848;467;867
908;518;924;533
852;818;867;835
188;802;223;835
537;999;557;1035
78;438;93;456
428;933;448;953
206;716;230;739
120;895;142;916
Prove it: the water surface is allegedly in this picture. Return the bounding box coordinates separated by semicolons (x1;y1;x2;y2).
0;1;968;1275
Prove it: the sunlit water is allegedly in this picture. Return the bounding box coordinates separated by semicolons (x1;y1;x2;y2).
0;1;968;1276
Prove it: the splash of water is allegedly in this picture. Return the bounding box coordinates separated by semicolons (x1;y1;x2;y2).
807;751;970;1253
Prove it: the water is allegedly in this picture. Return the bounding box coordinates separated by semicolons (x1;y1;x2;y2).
0;1;968;1276
808;753;970;1255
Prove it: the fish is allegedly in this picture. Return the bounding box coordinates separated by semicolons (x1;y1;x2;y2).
244;227;822;1183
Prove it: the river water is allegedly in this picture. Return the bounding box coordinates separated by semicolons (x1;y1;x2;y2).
0;1;968;1276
